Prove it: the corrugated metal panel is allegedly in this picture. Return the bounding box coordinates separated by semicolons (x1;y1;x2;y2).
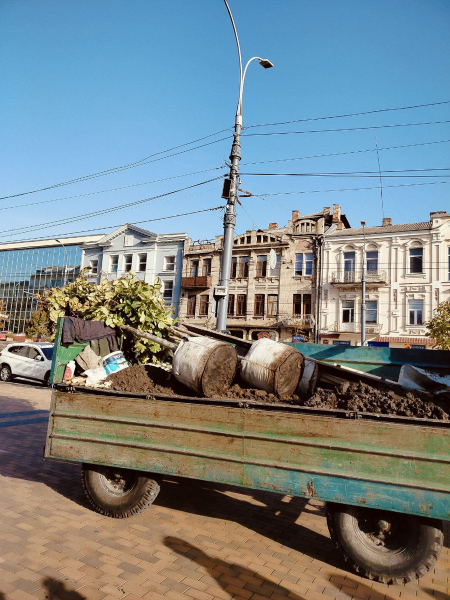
45;390;450;521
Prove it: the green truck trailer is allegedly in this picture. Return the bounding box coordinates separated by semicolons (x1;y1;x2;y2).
44;323;450;585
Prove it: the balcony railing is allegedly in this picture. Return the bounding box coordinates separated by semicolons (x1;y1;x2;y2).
325;322;382;334
181;276;212;289
279;314;315;327
331;270;387;284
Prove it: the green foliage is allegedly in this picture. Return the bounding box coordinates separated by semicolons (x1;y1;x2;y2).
0;299;8;329
24;309;53;338
426;300;450;350
38;273;175;363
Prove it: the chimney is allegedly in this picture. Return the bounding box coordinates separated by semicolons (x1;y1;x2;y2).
336;221;345;230
382;217;392;227
268;222;278;229
292;210;300;222
323;206;331;216
332;204;341;223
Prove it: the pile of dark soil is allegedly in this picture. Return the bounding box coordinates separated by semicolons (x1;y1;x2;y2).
305;382;448;420
106;365;448;420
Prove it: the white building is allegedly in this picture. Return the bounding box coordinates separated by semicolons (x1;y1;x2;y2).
320;211;450;348
82;224;187;316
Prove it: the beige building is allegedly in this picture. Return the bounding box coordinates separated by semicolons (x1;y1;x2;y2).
320;211;450;348
178;205;349;341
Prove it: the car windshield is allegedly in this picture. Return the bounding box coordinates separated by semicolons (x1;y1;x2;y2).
41;347;53;360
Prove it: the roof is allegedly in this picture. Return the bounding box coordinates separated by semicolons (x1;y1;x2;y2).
327;222;430;237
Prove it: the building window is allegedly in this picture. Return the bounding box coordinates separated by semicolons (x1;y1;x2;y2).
267;294;278;317
246;236;251;244
110;255;118;273
162;281;173;301
409;300;423;325
237;256;249;278
366;251;378;271
254;294;265;317
256;255;267;277
230;257;237;278
199;295;209;316
236;294;246;316
138;254;147;272
90;259;98;274
295;253;313;276
257;235;262;243
187;294;196;316
305;253;313;275
124;255;133;272
190;260;199;277
342;300;355;323
202;258;212;276
344;252;355;281
269;253;281;277
293;293;311;316
294;254;303;276
164;256;175;271
409;246;423;273
366;300;377;323
227;294;235;316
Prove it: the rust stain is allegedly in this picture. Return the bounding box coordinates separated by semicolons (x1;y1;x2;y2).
306;480;317;497
419;504;428;514
355;497;367;504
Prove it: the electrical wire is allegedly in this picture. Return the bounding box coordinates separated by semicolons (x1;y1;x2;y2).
0;177;222;238
0;206;225;245
241;120;450;138
240;139;450;167
246;100;450;129
0;166;224;212
250;180;450;197
0;133;231;201
241;170;450;179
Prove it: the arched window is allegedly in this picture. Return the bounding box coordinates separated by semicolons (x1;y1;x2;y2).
409;242;423;274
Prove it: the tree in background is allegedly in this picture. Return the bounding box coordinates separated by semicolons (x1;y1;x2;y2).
24;309;53;338
0;300;9;329
426;300;450;350
38;273;175;363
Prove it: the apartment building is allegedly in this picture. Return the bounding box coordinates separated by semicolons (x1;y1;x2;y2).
82;224;187;316
320;211;450;348
178;206;349;341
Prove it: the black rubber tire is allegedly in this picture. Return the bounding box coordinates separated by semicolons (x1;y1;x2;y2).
0;364;13;382
81;464;161;518
326;503;443;584
43;371;50;387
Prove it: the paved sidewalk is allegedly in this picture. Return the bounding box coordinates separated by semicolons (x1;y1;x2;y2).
0;381;448;600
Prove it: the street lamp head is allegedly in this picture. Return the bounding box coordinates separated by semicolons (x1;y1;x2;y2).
259;58;274;69
360;220;366;227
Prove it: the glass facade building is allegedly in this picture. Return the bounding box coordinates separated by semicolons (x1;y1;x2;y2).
0;243;83;333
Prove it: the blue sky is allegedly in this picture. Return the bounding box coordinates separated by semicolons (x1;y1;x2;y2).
1;0;449;243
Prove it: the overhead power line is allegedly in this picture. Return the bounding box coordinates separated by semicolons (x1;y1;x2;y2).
0;177;221;238
240;139;450;167
240;169;450;178
1;207;225;245
251;180;450;197
242;120;450;138
0;133;231;201
246;99;450;129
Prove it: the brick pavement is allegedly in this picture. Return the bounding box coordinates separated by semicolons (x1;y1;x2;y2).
0;381;448;600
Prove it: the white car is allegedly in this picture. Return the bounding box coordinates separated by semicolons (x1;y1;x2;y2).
0;342;53;385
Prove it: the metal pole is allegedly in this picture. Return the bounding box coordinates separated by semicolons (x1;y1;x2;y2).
360;221;366;346
216;1;273;331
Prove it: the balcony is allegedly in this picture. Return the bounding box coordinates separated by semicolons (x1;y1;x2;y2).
181;276;212;289
331;270;387;285
325;322;382;334
279;314;315;328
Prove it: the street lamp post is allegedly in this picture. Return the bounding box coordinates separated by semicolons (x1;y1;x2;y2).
360;221;366;347
215;0;273;331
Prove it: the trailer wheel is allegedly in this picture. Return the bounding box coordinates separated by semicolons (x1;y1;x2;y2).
326;503;443;584
81;464;161;518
